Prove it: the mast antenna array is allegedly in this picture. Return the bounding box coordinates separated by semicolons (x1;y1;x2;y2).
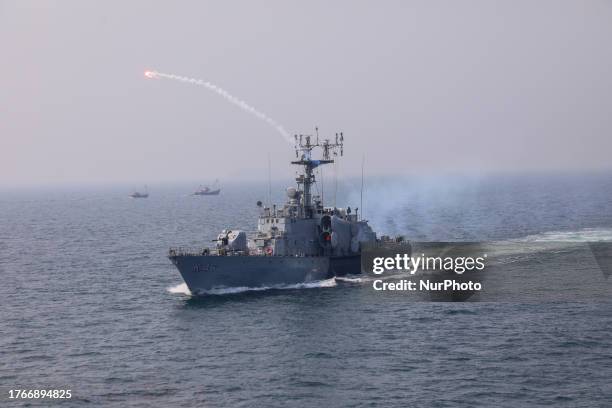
291;129;345;218
293;130;344;161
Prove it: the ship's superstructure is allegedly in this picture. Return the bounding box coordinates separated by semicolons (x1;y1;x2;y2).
168;131;380;293
248;133;376;258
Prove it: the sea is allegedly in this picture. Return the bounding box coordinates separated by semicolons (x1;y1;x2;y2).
1;173;612;407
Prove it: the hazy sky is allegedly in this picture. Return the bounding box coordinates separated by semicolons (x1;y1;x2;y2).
1;0;611;186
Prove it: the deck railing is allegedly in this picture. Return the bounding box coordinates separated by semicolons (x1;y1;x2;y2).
168;247;257;257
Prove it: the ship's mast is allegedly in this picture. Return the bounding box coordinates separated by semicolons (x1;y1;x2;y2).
292;130;344;218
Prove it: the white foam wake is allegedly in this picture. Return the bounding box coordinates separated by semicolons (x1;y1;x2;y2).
167;283;191;295
479;227;612;263
518;228;612;242
335;276;363;283
167;277;337;296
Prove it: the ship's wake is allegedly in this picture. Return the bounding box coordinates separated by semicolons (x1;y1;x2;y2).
482;227;612;262
167;277;337;296
516;227;612;242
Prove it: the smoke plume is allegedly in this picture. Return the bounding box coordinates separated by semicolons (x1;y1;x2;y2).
145;70;293;145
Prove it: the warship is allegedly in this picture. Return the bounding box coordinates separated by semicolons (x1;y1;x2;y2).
193;180;221;196
168;132;383;294
129;185;149;198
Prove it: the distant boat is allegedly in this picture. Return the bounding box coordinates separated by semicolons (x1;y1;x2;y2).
130;185;149;198
194;180;220;196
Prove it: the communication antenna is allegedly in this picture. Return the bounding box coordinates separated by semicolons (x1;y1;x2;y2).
333;160;338;208
320;164;324;206
360;154;365;221
267;153;272;208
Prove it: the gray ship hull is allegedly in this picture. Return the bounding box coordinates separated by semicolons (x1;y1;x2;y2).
170;255;336;294
330;255;361;276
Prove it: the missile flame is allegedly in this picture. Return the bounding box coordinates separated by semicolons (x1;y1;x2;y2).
144;70;157;79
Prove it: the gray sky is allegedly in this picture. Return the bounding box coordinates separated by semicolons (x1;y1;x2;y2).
1;0;611;186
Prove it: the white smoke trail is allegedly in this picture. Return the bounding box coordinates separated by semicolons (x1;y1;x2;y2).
145;70;293;145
